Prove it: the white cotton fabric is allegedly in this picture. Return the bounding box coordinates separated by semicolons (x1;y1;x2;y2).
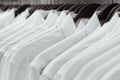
55;12;118;80
0;9;29;35
54;13;120;80
101;64;120;80
5;13;76;80
74;44;120;80
3;10;59;62
0;7;119;80
0;9;27;79
0;10;43;60
24;12;75;80
0;10;44;80
0;9;28;34
75;20;86;32
0;9;15;29
25;16;86;80
0;10;58;80
0;10;45;53
74;12;120;80
88;54;120;80
40;12;101;80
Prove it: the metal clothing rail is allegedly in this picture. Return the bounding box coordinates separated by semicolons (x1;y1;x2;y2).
0;0;114;5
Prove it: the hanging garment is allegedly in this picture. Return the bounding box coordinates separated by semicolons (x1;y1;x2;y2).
73;12;120;80
4;13;76;80
40;12;101;80
0;10;59;80
0;9;31;43
2;10;59;64
0;11;61;54
0;10;45;80
0;10;45;53
0;9;29;79
55;17;120;80
0;4;120;80
18;11;68;80
0;10;44;59
25;15;86;80
0;9;29;34
0;9;15;29
74;43;120;80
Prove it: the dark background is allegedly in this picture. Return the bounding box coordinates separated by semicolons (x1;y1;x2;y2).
0;0;119;5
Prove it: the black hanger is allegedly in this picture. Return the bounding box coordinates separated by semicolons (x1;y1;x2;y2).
47;5;56;10
0;5;9;11
43;5;51;10
57;4;68;11
98;3;119;24
36;5;42;9
74;4;101;23
63;4;74;10
65;4;81;14
67;4;85;16
96;4;108;11
69;4;82;12
105;5;120;22
74;4;85;13
52;4;62;9
47;5;54;10
41;5;47;10
15;4;31;17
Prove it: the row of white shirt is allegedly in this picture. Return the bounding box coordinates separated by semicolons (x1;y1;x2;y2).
0;8;119;80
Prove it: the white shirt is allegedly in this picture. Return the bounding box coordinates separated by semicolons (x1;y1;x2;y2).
0;10;44;80
91;12;120;46
74;44;120;80
56;26;120;80
0;9;29;79
53;12;120;79
5;14;76;80
0;11;60;79
0;10;44;60
18;10;58;44
73;12;120;80
0;10;45;80
0;10;45;73
1;27;56;80
0;10;33;43
0;9;15;29
40;12;101;80
77;17;120;80
3;10;60;62
0;10;45;53
25;16;86;80
0;9;29;34
0;10;58;80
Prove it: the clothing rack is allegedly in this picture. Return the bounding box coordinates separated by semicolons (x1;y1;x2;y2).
0;0;115;5
0;3;120;24
0;2;120;80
